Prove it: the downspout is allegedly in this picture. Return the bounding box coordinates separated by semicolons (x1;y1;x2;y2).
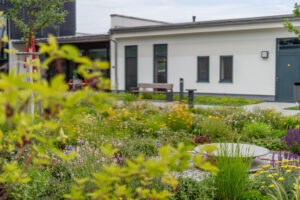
111;39;118;93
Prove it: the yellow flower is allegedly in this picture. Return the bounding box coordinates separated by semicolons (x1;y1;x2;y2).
268;184;275;188
267;174;273;178
278;177;285;181
261;186;265;189
261;181;266;184
286;170;292;174
273;173;278;176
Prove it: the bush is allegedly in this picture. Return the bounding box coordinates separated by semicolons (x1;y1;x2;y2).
241;190;271;200
171;177;215;200
166;104;193;132
200;117;233;140
243;122;272;138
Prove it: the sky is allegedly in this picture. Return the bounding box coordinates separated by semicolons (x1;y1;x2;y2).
76;0;299;34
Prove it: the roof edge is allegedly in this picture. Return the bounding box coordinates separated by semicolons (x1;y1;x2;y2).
110;14;170;24
110;14;299;34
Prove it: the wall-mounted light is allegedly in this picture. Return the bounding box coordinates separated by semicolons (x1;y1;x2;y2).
261;51;269;59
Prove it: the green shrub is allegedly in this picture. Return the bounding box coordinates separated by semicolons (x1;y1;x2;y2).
171;177;216;200
214;143;253;200
243;122;272;138
241;190;271;200
200;118;233;140
252;137;286;151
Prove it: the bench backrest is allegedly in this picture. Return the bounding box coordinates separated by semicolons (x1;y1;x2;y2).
138;83;173;90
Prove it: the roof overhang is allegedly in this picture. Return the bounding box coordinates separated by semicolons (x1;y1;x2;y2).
110;14;300;37
12;34;110;45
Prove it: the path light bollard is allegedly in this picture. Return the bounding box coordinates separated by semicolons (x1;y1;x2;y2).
294;82;300;110
179;78;184;102
186;89;197;108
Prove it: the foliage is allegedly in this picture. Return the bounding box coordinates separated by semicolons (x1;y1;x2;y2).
285;3;300;39
253;156;300;200
283;127;300;155
214;143;253;200
138;94;262;106
170;177;216;200
166;104;193;132
252;137;285;151
200;117;234;140
243;122;272;138
241;190;271;200
65;143;219;200
6;0;74;43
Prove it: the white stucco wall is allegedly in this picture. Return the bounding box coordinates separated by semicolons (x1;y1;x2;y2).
111;15;168;29
111;23;298;96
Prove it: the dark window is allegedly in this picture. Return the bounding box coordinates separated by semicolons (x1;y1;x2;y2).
278;38;300;50
125;46;138;91
197;56;209;82
154;44;167;83
220;56;233;82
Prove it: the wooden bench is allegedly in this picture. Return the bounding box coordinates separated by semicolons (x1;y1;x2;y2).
131;83;174;101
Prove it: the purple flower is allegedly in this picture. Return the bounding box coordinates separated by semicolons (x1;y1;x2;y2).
64;150;70;155
156;131;161;134
78;140;84;144
67;145;73;150
157;143;161;147
156;140;160;143
119;157;124;161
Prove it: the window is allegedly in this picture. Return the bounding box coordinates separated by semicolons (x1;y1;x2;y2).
220;56;233;82
197;56;209;82
125;46;138;91
154;44;167;83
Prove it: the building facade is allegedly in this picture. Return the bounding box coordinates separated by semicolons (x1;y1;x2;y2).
110;14;300;102
0;1;76;39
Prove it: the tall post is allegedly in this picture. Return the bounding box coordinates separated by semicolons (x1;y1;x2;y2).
179;78;184;102
28;49;34;116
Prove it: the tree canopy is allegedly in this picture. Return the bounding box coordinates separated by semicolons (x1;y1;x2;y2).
5;0;73;42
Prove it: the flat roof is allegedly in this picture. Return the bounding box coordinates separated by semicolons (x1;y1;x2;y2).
12;34;110;45
111;14;170;24
110;14;300;33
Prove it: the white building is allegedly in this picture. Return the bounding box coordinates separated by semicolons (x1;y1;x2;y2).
110;14;300;102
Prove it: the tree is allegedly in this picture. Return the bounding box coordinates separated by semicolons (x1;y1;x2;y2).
5;0;73;46
285;3;300;38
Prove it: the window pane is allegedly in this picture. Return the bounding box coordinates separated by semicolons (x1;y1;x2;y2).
154;44;167;83
88;49;108;61
220;56;233;82
198;57;209;81
154;44;167;56
125;46;137;58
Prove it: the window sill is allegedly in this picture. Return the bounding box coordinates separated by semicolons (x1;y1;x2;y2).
219;80;233;83
197;80;209;83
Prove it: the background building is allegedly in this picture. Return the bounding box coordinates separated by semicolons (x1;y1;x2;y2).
110;14;300;102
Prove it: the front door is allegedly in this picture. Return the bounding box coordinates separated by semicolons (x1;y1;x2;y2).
125;46;137;91
276;55;300;102
276;38;300;102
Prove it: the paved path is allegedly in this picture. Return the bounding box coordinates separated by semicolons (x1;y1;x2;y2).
137;100;300;116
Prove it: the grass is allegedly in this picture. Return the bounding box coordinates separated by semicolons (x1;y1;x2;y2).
109;93;263;106
214;143;253;200
285;105;300;110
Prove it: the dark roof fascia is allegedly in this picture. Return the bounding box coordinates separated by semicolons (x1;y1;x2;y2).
110;14;300;34
12;34;110;45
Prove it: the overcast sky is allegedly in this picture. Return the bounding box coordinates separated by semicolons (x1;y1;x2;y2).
76;0;299;34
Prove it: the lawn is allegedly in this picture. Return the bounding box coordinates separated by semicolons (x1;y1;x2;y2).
110;93;263;107
285;105;300;110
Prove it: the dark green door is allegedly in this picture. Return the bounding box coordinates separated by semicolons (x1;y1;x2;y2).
276;55;300;102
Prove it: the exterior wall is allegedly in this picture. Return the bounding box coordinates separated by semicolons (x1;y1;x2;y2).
111;26;297;96
0;2;76;40
111;15;168;29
